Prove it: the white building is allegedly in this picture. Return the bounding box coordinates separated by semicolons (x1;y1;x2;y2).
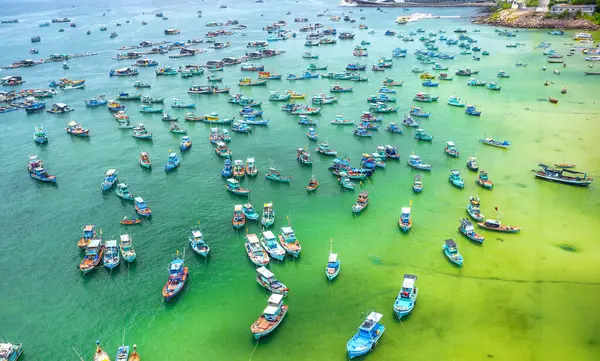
550;4;596;14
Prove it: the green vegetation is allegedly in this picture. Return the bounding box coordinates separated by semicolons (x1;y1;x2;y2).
570;0;595;5
580;13;600;25
526;0;539;7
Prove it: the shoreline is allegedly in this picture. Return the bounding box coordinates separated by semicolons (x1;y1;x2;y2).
344;2;495;7
473;9;600;30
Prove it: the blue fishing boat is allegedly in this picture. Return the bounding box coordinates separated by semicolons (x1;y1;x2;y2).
458;218;485;243
422;79;439;87
265;167;291;183
449;169;464;189
189;229;210;257
326;252;340;280
414;128;433;141
115;182;134;200
386;122;403;133
367;93;396;103
261;202;275;228
115;345;129;361
25;101;46;113
307;127;318;140
407;154;431;171
243;203;260;221
180;136;192;151
413;174;423;193
444;141;460;158
239;107;263;117
171;98;196;108
164;152;181;172
487;82;502;91
245;233;270;265
162;251;189;302
378;86;396;94
467;157;479;171
410;106;430;118
398;207;412;231
231;122;252;133
134;197;152;217
480;137;510;148
393;274;418;319
84;95;107;107
103;240;120;269
497;70;510;78
346;63;367;71
346;312;385;359
467;202;484;222
101;169;118;191
33;125;48;144
79;239;104;274
338;172;355;190
278;226;301;257
225;178;250;196
448;96;466;107
443;239;463;266
221;159;233;177
287;72;319;80
477;170;494;189
118;234;136;262
465;105;481;116
369;102;398;113
354;126;372;137
242;116;270;125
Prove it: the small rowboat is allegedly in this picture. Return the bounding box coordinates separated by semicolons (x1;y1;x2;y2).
549;97;558;104
554;163;576;169
120;217;142;225
306;176;319;192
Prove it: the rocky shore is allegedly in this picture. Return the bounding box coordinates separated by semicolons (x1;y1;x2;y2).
473;9;600;30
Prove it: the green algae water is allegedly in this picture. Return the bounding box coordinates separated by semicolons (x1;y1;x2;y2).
1;1;600;360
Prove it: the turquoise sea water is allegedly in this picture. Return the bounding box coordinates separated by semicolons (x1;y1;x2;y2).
1;1;600;361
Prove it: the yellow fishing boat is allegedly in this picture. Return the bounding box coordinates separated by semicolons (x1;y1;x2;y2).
419;73;436;80
286;90;306;99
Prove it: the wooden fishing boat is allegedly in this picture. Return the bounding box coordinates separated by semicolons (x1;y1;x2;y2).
393;274;418;319
115;345;129;361
407;154;432;171
449;169;465;189
466;157;478;171
119;234;136;262
398;207;412;232
480;137;510;148
214;141;232;158
347;312;385;359
306;176;319;192
326;252;340;280
251;294;288;339
444;141;459;158
65;121;90;137
80;239;104;274
139;151;151;168
260;230;285;261
256;266;289;295
77;224;96;250
278;226;301;257
134;197;152;217
128;345;140;361
162;251;189;302
93;341;111;361
189;229;210;257
245;233;270;266
170;123;187;134
477;171;494;189
307;127;318;141
477;219;521;233
534;164;592;186
554;164;576;169
120;217;142;225
242;203;259;222
413;174;423;193
265;167;291;183
443;239;463;266
352;191;369;213
549;97;558;104
115;182;134;200
164;152;181;172
225;178;250;196
103;239;120;269
232;204;246;229
296;148;312;165
261;202;275;227
458;218;485;244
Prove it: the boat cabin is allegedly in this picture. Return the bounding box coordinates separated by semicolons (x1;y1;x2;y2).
399;274;417;299
134;197;146;207
328;253;339;266
234;204;243;213
120;234;131;244
359;312;383;335
401;207;411;219
408;154;420;163
483;219;502;228
460;219;474;232
105;239;117;249
263;294;284;321
281;226;295;241
105;169;116;177
87;238;102;251
83;225;95;236
247;233;260;245
445;239;458;251
191;230;203;241
1;76;23;85
256;266;276;282
263;230;276;242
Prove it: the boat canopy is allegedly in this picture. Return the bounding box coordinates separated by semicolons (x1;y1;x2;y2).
247;233;260;244
256;266;274;278
134;197;144;203
281;226;293;234
106;169;116;176
263;305;279;316
56;103;68;108
120;234;130;242
234;204;243;211
84;225;94;231
88;239;101;247
401;207;411;214
409;154;419;160
264;202;272;207
67;121;78;127
192;230;203;238
359;312;383;331
447;141;455;147
106;240;117;247
247;157;255;163
402;274;417;289
263;230;275;239
328;253;338;263
445;239;457;247
215;141;226;147
169;152;177;158
268;293;284;305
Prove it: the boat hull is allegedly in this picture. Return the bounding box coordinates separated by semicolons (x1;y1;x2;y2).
251;305;288;339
